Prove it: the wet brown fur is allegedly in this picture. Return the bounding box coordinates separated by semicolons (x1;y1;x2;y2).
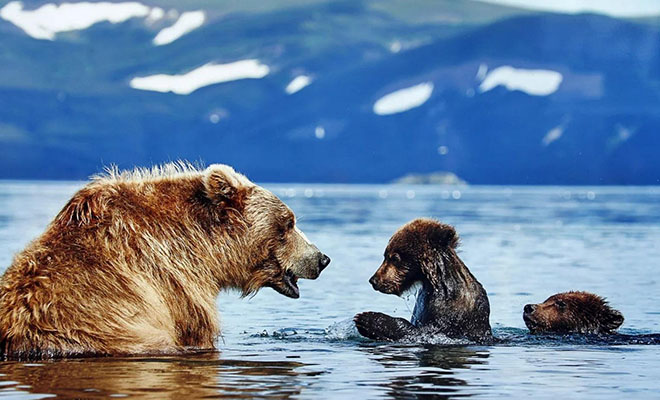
355;219;492;342
524;291;624;334
0;162;324;359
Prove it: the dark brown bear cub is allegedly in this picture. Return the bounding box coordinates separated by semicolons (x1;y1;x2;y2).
354;218;492;343
524;291;624;334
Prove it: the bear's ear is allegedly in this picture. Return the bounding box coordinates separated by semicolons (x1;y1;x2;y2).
601;308;624;332
428;222;459;249
203;164;251;207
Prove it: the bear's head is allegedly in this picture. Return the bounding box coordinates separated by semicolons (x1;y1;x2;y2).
523;291;624;334
202;165;330;298
368;218;461;296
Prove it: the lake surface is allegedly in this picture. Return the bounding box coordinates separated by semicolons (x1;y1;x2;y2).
1;182;660;399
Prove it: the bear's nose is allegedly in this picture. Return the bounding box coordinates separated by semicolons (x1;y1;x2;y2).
319;254;331;271
369;275;379;289
524;304;536;314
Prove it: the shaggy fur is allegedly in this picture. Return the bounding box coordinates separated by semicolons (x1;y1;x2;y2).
523;291;624;334
0;162;329;359
354;218;492;343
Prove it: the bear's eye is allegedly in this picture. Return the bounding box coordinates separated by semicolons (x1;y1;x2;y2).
389;253;401;263
555;300;567;311
278;219;294;239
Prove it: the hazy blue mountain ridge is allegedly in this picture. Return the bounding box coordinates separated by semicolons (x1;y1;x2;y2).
0;1;659;183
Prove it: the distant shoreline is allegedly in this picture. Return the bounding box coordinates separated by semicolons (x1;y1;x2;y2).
392;172;467;185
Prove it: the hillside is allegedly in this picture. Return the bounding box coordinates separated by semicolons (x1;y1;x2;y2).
1;0;659;183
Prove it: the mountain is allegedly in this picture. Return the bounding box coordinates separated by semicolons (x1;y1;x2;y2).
1;0;659;184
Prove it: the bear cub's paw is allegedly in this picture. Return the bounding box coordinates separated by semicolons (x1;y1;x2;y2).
354;312;412;341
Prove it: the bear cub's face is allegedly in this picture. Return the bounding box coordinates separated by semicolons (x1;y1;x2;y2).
523;291;624;334
369;235;422;296
368;219;458;296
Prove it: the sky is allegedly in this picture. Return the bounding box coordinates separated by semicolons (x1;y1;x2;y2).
475;0;660;17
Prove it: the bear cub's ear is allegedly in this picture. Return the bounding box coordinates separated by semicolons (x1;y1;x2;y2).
429;223;459;249
203;164;251;206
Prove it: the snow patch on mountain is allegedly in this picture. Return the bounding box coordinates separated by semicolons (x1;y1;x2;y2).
153;10;205;46
373;82;434;115
0;1;151;40
129;60;270;95
285;75;312;94
479;65;563;96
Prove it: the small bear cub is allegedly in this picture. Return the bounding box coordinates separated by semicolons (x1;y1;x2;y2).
524;291;624;334
354;218;492;343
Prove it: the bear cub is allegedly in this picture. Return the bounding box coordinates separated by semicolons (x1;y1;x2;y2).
524;291;624;334
354;219;492;343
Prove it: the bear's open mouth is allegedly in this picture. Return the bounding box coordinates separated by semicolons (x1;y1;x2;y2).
271;269;300;299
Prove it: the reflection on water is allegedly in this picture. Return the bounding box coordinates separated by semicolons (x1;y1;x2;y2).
357;344;489;398
0;351;310;399
0;345;495;399
1;182;660;398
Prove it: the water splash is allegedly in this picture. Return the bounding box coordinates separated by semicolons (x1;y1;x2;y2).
402;332;472;346
325;319;361;340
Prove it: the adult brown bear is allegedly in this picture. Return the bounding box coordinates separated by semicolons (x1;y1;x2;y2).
0;163;330;359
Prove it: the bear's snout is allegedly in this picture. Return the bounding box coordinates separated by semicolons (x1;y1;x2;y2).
319;254;331;271
369;274;390;294
367;262;402;295
369;274;379;289
288;248;331;280
523;304;540;333
524;304;536;314
285;225;330;280
307;251;331;277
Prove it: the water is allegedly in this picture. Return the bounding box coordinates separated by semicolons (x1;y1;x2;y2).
1;182;660;398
